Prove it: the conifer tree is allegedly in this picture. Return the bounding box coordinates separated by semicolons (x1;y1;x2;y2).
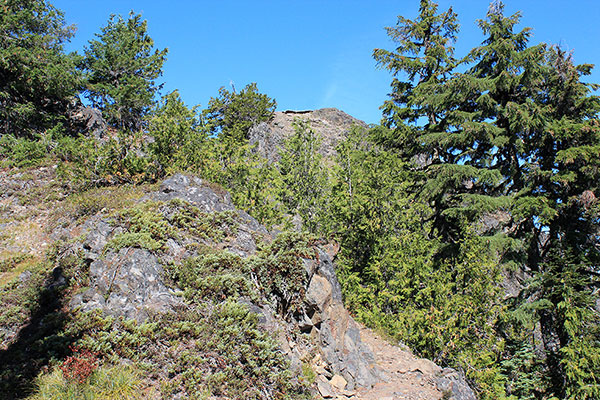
376;1;600;397
83;12;167;131
373;0;458;151
0;0;81;137
278;119;328;233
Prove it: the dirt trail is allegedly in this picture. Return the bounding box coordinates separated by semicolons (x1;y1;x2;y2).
347;325;443;400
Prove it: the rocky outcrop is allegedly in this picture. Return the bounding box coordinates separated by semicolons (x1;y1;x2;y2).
67;99;107;139
249;108;368;163
70;245;183;321
274;246;381;391
0;163;480;399
66;174;381;392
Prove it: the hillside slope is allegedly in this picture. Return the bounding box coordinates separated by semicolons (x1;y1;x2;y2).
0;165;474;399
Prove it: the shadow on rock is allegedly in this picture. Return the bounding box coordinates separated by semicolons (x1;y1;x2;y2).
0;269;76;399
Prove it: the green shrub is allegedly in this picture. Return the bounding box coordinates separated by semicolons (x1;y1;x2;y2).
250;231;316;318
107;199;240;253
29;364;144;400
56;130;155;189
70;303;309;400
0;260;47;343
170;251;256;303
107;202;174;252
0;133;49;168
168;198;239;242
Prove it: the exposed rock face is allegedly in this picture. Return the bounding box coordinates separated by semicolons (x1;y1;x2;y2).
70;246;183;321
68;102;107;139
298;247;380;389
436;369;477;400
67;173;381;391
249;108;368;163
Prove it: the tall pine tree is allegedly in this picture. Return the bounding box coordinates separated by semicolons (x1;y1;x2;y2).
0;0;81;137
376;1;600;397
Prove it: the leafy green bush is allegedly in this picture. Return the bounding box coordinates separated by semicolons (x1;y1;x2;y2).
0;260;47;344
277;119;330;233
0;133;50;168
251;231;316;318
69;303;308;400
56;130;155;189
108;201;174;252
203;83;276;142
107;199;240;252
170;251;256;303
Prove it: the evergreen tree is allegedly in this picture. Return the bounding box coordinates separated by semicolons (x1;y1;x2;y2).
147;90;203;176
203;82;276;143
278;119;329;233
0;0;81;137
376;1;600;397
83;12;167;131
373;0;458;152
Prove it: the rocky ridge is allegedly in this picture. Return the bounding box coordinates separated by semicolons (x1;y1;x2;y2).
66;174;381;393
62;173;474;399
0;108;477;399
249;108;368;163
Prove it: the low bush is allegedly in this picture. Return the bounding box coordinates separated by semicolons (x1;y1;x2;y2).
68;303;308;400
29;364;144;400
0;134;50;168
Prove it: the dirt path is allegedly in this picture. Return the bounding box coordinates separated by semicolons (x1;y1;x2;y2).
346;325;443;400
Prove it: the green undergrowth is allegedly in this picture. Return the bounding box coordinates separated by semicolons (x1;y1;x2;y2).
0;134;52;169
172;250;257;304
11;199;317;399
0;260;48;344
28;364;144;400
66;302;308;399
167;231;317;318
249;231;317;318
63;183;159;222
107;199;240;252
0;253;32;274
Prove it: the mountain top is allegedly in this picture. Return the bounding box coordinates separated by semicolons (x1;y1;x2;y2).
249;108;368;163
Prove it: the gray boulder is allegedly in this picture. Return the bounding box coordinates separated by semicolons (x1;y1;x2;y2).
436;368;478;400
70;248;182;321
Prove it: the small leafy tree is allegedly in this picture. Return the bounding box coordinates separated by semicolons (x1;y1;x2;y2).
278;119;329;232
0;0;81;137
147;90;203;175
203;82;276;143
83;12;167;131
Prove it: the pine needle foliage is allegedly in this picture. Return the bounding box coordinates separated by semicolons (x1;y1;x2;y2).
83;12;167;131
0;0;81;137
371;1;600;398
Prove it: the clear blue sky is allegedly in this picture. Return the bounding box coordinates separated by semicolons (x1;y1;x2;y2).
54;0;600;125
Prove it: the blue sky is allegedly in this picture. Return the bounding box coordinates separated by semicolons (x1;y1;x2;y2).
54;0;600;125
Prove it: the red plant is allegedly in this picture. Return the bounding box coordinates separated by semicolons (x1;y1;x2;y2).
60;346;99;384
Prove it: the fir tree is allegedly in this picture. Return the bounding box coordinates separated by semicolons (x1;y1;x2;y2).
278;119;329;233
83;12;167;131
376;1;600;397
373;0;458;152
0;0;81;137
